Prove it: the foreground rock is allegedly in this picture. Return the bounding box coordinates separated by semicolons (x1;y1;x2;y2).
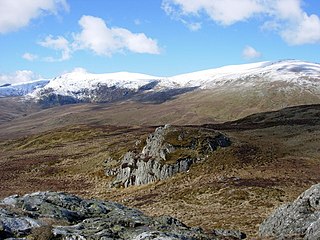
107;125;231;188
0;191;245;239
259;183;320;239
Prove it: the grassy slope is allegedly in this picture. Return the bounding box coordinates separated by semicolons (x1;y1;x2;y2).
1;85;320;140
1;105;320;237
0;97;41;125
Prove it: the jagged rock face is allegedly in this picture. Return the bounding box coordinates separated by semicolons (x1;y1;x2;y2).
0;191;246;239
259;183;320;239
108;125;231;188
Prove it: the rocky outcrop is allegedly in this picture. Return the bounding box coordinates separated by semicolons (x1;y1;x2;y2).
259;183;320;239
107;125;231;188
0;191;246;239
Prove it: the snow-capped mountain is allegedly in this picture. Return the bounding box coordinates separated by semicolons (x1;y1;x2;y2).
0;79;50;98
4;60;320;107
38;69;164;96
168;60;320;89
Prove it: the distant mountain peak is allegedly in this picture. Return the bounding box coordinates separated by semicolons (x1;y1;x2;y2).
1;60;320;110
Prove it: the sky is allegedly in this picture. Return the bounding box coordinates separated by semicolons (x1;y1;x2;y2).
0;0;320;84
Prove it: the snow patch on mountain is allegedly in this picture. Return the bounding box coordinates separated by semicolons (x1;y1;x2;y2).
168;60;320;89
4;60;320;101
30;69;164;99
0;79;50;97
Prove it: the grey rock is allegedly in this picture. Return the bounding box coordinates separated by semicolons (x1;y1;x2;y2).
212;229;246;239
131;231;186;240
141;125;175;161
108;125;231;187
1;195;19;206
0;207;42;238
0;191;245;239
259;183;320;239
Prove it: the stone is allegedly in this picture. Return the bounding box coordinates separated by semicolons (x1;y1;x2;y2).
107;125;231;187
0;191;245;239
212;229;246;239
0;208;42;238
259;183;320;239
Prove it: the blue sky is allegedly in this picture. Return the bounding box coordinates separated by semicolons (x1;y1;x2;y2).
0;0;320;84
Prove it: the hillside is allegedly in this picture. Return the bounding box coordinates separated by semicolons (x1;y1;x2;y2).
30;60;320;107
0;60;320;129
1;104;320;237
1;60;320;238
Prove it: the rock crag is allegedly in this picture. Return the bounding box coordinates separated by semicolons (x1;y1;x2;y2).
259;183;320;239
107;125;231;188
0;191;245;239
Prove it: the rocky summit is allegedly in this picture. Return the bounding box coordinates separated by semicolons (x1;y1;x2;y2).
106;125;231;188
0;191;245;240
259;183;320;239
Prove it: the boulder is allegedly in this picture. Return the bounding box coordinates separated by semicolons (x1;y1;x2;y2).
0;191;245;239
259;183;320;239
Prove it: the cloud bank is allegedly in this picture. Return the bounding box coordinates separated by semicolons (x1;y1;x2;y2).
0;70;43;85
73;15;160;56
162;0;320;45
0;0;68;34
33;15;160;61
39;35;71;61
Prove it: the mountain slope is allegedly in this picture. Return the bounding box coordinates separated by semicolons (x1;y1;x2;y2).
169;60;320;89
1;104;320;237
1;60;320;128
0;79;49;97
25;60;320;106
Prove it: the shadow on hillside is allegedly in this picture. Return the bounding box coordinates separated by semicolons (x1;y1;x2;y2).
134;87;198;104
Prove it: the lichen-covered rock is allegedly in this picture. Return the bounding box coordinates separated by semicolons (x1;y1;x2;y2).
141;124;175;160
108;125;231;187
212;229;247;239
259;183;320;239
0;208;41;238
0;191;245;239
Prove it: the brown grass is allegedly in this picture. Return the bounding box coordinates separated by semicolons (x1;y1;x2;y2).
0;105;320;238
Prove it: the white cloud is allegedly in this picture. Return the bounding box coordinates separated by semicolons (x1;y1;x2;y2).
162;0;320;45
38;35;71;61
22;53;39;61
267;0;320;45
242;46;262;59
162;0;264;26
38;15;160;60
280;13;320;45
71;67;88;73
0;70;42;85
73;15;160;56
0;0;68;34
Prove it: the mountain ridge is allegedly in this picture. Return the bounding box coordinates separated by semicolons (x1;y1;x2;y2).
0;79;49;97
25;59;320;106
1;59;320;128
1;59;318;100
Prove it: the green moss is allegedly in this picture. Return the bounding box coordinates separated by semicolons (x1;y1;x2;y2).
164;128;198;147
165;149;198;165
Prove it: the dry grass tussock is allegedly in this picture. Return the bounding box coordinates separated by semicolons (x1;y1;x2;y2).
0;105;320;238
